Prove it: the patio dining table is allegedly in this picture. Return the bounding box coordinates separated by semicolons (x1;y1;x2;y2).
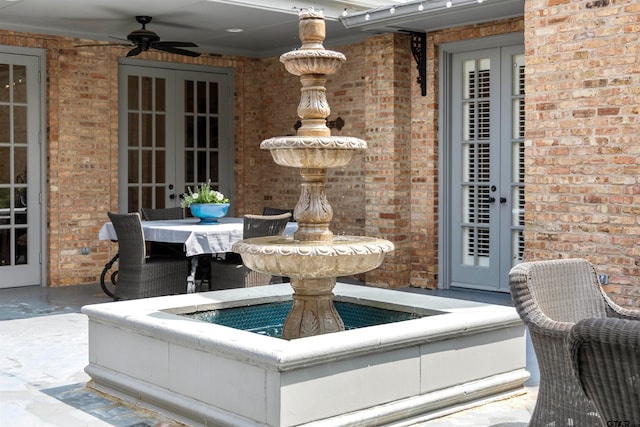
99;217;297;292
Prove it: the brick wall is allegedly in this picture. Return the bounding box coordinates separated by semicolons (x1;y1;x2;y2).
0;17;526;292
524;0;640;306
0;31;255;286
9;6;638;306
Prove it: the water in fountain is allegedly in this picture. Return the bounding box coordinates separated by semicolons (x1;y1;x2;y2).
232;8;394;340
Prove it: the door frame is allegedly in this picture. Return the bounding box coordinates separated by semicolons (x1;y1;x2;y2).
117;58;234;213
0;45;47;288
438;33;524;291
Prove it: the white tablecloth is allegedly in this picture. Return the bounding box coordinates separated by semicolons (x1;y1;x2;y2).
99;217;297;257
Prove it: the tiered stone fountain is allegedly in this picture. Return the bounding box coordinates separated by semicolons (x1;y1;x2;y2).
82;10;530;427
233;8;393;340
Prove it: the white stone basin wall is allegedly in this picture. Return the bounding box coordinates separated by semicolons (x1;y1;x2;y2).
82;284;529;427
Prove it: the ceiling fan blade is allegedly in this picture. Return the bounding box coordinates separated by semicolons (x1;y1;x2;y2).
109;35;132;43
74;42;132;48
153;45;201;57
126;46;142;57
154;41;198;48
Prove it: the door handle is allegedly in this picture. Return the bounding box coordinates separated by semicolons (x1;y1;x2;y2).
500;197;507;204
169;194;176;200
487;196;496;204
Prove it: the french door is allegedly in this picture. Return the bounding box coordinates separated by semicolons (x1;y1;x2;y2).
0;49;44;288
443;40;524;292
118;61;233;214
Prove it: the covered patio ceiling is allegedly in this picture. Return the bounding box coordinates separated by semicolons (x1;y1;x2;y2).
0;0;524;58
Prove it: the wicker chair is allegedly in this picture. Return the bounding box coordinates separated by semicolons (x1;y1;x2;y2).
509;258;640;426
140;207;186;258
210;212;291;290
140;206;184;221
262;206;295;221
107;212;188;301
569;317;640;425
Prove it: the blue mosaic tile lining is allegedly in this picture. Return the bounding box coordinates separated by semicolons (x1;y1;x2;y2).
184;301;424;338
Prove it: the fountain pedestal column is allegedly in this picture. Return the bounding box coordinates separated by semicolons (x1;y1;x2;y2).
283;277;344;339
294;167;333;242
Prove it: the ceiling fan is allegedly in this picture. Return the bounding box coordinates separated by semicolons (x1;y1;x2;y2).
80;16;201;58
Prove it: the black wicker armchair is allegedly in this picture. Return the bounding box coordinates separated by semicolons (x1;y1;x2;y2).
569;317;640;425
140;207;186;258
508;258;640;426
210;212;291;290
107;212;188;300
262;206;295;221
140;206;184;221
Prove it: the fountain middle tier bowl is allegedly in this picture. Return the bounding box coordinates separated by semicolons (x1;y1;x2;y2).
261;136;367;168
279;49;346;76
232;235;394;278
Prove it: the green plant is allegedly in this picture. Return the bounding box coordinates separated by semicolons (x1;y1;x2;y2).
180;181;229;208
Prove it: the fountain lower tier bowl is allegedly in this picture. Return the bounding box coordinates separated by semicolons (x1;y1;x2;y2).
232;235;394;278
260;136;367;168
82;284;530;427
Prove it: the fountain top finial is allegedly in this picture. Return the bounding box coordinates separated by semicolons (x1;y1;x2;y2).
298;7;323;19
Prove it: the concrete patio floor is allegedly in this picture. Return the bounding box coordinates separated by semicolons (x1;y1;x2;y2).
0;283;538;426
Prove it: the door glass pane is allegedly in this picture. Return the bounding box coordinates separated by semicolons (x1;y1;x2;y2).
128;150;138;183
141;151;152;183
128;113;139;147
128;187;138;212
14;107;26;143
197;151;207;182
13;65;26;103
0;188;8;210
0;106;9;142
197;116;207;148
511;53;526;265
183;79;222;194
185;116;194;148
0;147;9;183
141;187;152;208
128;76;169;210
128;76;138;109
209;152;219;179
0;229;9;265
0;64;8;102
185;80;194;113
15;228;27;264
16;187;26;209
197;81;206;113
15;147;26;184
155;151;166;184
209;83;218;114
210;117;219;149
461;57;491;268
185;151;194;182
141;77;152;111
155;187;166;208
141;114;152;147
156;115;166;148
0;60;35;271
155;78;166;112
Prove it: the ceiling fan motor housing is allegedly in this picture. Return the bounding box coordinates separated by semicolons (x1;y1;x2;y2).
127;29;160;51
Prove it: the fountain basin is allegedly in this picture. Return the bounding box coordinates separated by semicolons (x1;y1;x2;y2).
82;283;529;427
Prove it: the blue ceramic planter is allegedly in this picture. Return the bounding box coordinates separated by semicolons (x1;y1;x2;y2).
189;203;230;224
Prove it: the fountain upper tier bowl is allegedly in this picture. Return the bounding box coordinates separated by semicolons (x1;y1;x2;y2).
233;235;394;278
